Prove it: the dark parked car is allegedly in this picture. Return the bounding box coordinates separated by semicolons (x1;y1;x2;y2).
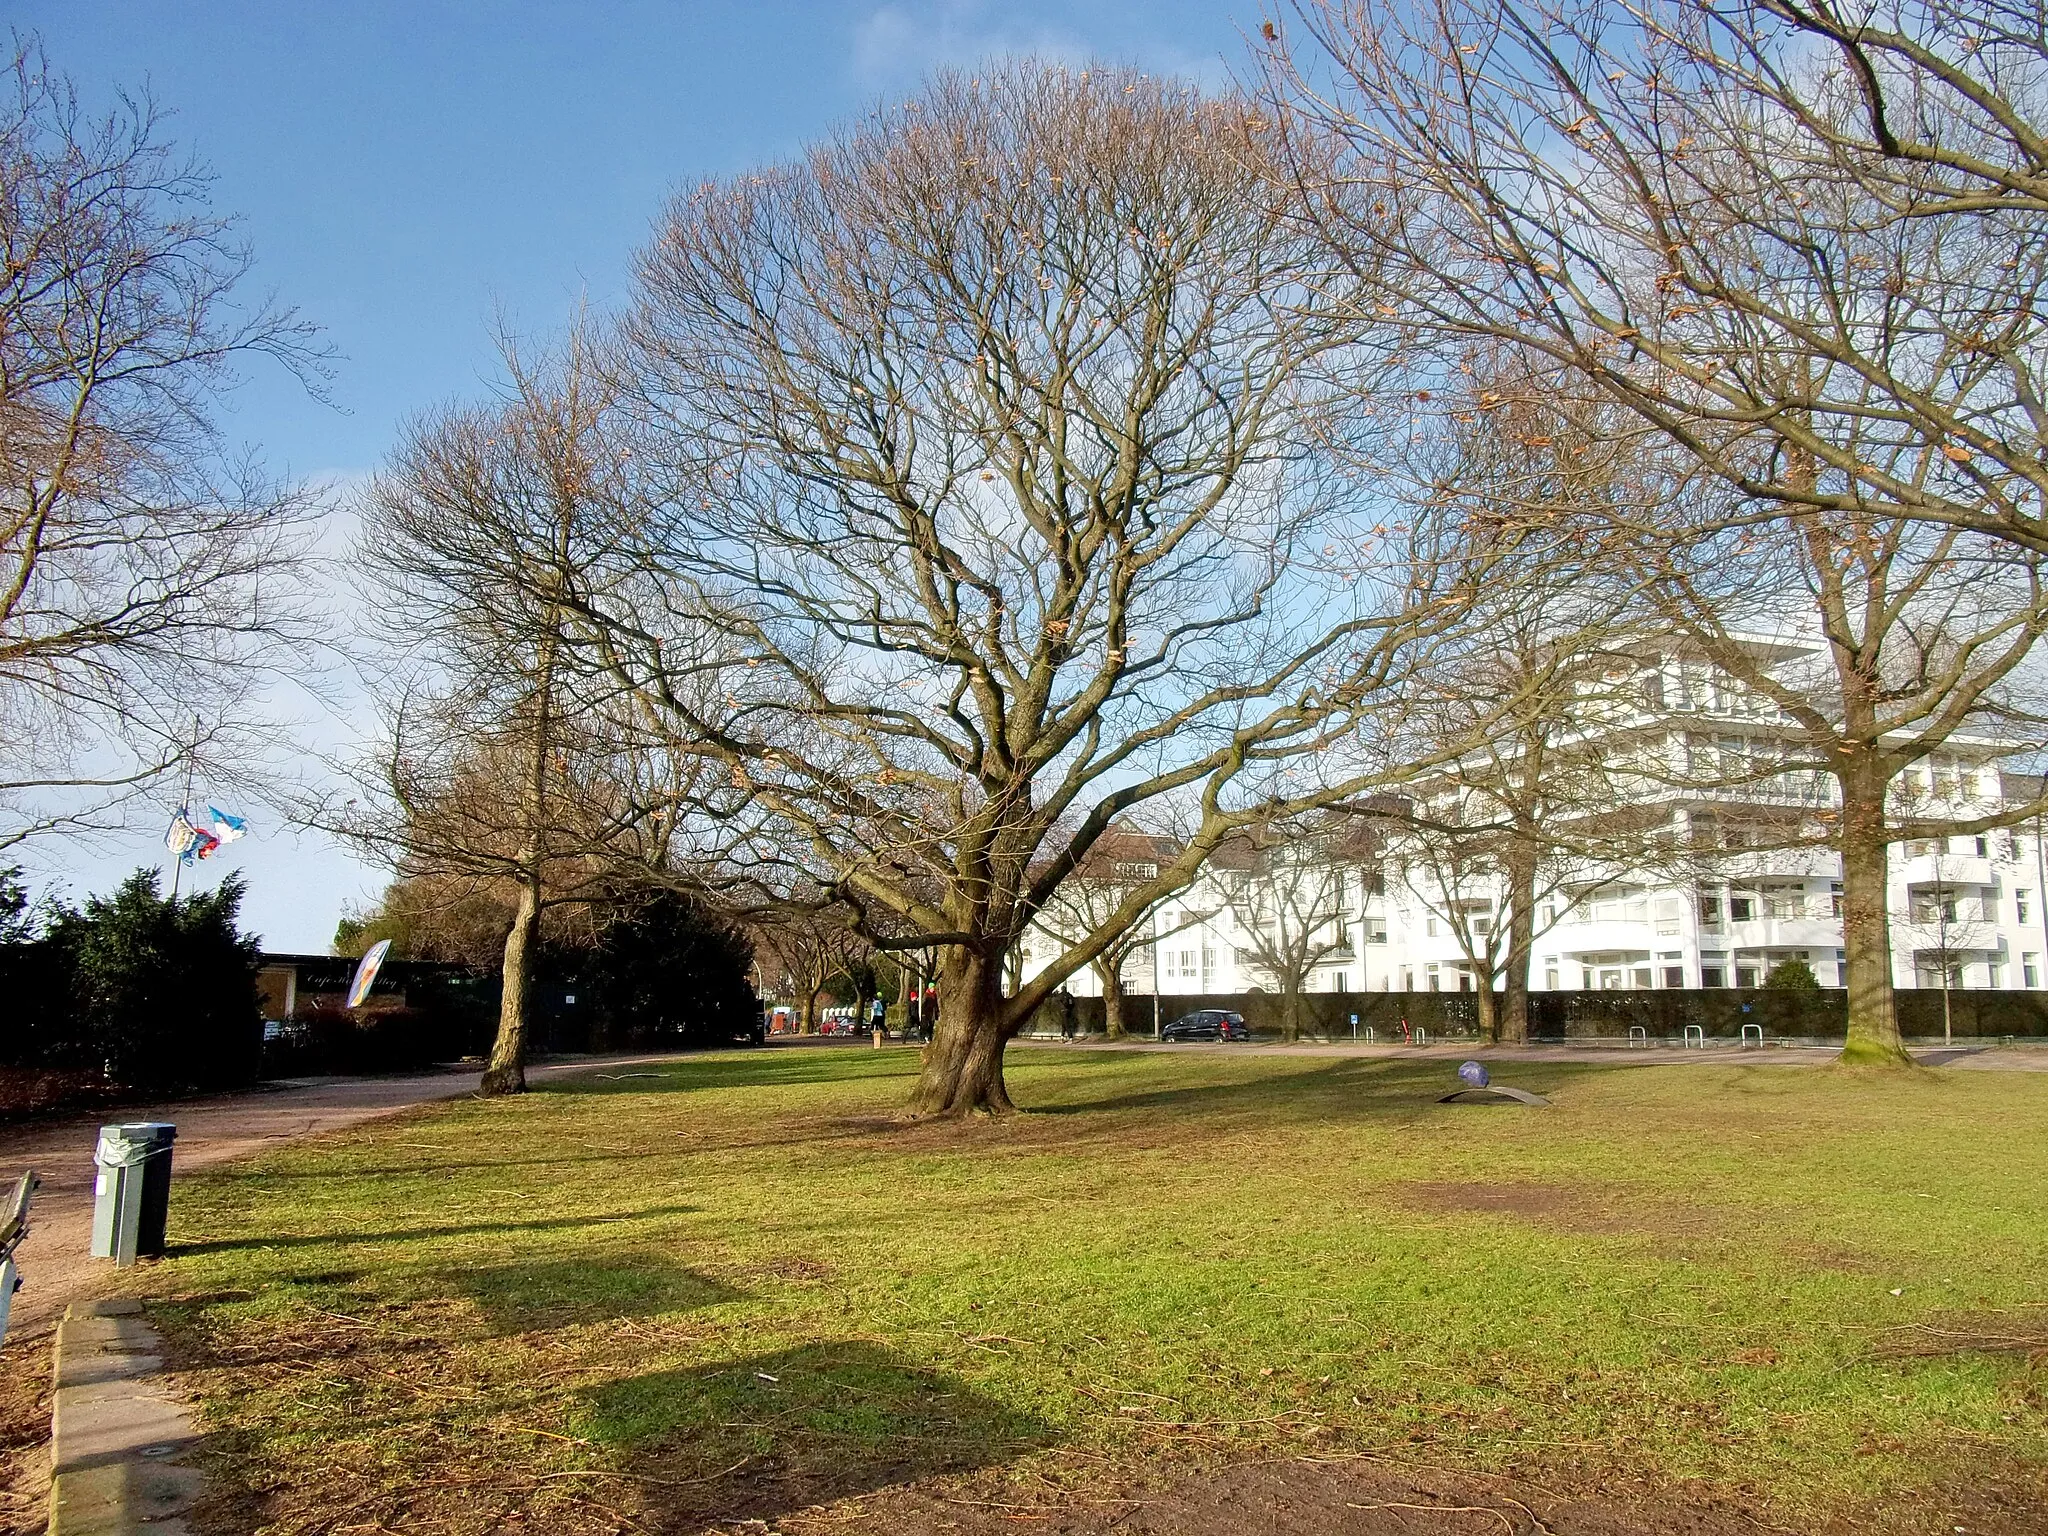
1160;1009;1249;1042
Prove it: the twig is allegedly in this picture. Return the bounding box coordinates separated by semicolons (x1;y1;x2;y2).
531;1456;753;1488
1346;1501;1516;1534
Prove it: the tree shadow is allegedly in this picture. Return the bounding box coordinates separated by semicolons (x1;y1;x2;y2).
577;1340;1047;1531
439;1251;743;1334
1022;1053;1629;1126
171;1203;702;1255
542;1050;917;1097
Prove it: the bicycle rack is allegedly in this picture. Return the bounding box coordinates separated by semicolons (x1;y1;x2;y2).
1627;1025;1648;1048
1413;1025;1428;1046
1741;1023;1764;1048
1683;1024;1706;1049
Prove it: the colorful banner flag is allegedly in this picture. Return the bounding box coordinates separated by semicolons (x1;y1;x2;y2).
164;809;220;864
207;806;248;845
346;939;392;1010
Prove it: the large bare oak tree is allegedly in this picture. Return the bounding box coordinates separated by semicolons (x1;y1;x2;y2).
610;66;1516;1114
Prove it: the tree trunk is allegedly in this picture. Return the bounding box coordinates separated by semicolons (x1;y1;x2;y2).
481;868;541;1095
1472;980;1500;1044
910;947;1015;1115
1280;975;1303;1042
1499;835;1538;1045
1838;761;1909;1066
799;982;820;1035
1099;958;1128;1039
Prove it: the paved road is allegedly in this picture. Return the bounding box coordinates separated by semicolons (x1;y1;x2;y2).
0;1053;688;1342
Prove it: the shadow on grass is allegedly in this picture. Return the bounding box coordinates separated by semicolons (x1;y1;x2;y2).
543;1049;919;1097
579;1340;1046;1529
171;1203;701;1255
1025;1053;1608;1122
441;1251;743;1334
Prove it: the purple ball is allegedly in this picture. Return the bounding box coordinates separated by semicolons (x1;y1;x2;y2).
1458;1060;1490;1088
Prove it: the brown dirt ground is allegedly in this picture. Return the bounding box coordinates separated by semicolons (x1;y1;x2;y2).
0;1336;47;1536
478;1449;2048;1536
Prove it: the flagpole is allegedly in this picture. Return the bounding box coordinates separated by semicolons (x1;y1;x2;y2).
169;714;198;900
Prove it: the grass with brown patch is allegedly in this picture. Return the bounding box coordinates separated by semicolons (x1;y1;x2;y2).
116;1047;2048;1534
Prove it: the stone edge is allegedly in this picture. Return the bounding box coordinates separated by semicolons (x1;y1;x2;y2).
48;1298;201;1536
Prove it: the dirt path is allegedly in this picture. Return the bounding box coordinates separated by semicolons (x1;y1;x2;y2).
0;1053;687;1340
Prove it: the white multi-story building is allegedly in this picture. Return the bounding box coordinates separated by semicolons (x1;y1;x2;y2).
1021;637;2048;999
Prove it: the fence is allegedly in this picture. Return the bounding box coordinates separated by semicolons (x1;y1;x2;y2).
1021;988;2048;1043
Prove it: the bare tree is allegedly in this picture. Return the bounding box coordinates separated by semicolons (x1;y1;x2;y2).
1219;820;1365;1039
605;64;1521;1114
1608;480;2048;1060
749;899;871;1034
1032;827;1207;1037
0;40;326;853
1363;386;1669;1041
1265;0;2048;1062
1901;841;2000;1046
335;328;719;1093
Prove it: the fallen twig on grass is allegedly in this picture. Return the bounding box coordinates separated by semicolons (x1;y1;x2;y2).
1346;1501;1517;1534
502;1423;591;1446
531;1456;753;1488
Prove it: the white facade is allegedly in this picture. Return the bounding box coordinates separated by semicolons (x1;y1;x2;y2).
1020;639;2048;998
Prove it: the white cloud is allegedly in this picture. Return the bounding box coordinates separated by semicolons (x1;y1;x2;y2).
851;0;1088;91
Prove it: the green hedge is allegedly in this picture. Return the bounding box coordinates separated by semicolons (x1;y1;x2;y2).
1025;989;2048;1041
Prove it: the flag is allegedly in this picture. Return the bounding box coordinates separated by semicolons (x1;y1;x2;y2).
164;813;199;860
346;940;392;1009
207;806;248;844
164;808;219;864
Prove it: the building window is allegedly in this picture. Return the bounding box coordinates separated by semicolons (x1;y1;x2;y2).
1976;836;1990;857
1831;882;1844;917
2026;953;2040;989
1702;965;1725;987
1426;917;1439;937
1698;893;1722;926
1729;895;1754;921
1544;964;1559;989
1663;966;1685;988
1736;965;1760;988
1457;971;1472;992
2020;890;2032;923
1331;973;1349;993
1425;964;1441;992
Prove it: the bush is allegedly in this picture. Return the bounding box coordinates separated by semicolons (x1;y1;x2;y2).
263;1002;456;1078
537;890;758;1052
31;869;264;1095
1763;959;1821;990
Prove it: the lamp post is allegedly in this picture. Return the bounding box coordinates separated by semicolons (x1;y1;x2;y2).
2036;769;2048;991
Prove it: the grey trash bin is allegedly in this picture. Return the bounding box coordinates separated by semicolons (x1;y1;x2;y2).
90;1122;177;1266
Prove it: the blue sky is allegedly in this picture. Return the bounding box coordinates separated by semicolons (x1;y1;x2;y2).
14;1;1263;949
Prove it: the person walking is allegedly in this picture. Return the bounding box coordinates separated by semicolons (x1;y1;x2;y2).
1059;989;1076;1041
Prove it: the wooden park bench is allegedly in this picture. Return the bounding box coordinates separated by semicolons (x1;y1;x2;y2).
0;1169;40;1347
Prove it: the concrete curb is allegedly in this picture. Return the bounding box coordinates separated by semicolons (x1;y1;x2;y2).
49;1299;201;1536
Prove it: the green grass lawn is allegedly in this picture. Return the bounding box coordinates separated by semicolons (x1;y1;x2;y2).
134;1048;2048;1533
